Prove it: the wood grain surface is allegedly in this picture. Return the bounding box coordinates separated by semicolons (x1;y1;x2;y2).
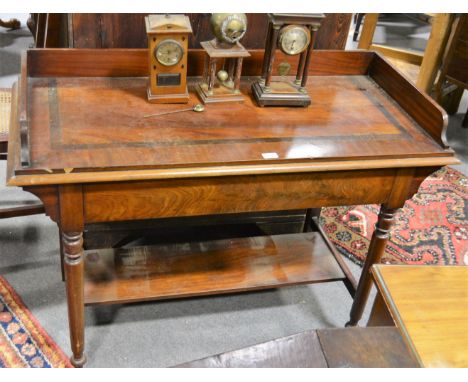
26;49;373;78
369;54;449;147
372;265;468;367
14;48;452;183
84;232;346;305
19;72;448;176
317;326;419;367
68;14;351;50
83;170;396;223
177;327;419;368
6;45;459;367
177;330;328;368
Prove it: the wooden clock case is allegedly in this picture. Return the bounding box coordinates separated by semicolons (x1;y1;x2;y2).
145;14;192;103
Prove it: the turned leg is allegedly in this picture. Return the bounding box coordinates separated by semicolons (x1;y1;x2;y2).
59;227;65;281
63;231;86;367
346;205;397;327
59;184;86;366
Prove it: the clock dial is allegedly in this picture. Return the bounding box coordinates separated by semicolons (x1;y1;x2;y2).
155;39;184;67
211;13;247;45
220;15;247;44
278;25;311;56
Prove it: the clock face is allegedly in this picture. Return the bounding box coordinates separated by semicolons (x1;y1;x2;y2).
220;15;247;44
278;25;311;56
155;39;184;67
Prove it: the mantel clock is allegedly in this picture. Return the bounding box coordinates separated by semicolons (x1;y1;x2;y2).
196;13;250;104
252;13;325;107
145;14;192;103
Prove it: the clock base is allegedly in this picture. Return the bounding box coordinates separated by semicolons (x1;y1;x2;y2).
196;83;245;104
147;86;190;104
251;81;311;107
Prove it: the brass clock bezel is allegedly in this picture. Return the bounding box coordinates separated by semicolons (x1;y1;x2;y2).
154;39;184;67
278;24;311;56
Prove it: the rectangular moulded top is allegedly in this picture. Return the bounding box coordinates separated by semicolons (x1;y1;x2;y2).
7;49;458;186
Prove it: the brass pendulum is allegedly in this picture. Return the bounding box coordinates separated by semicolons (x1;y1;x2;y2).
143;104;205;118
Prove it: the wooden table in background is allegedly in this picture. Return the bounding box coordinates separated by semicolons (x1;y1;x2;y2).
7;48;459;366
369;265;468;367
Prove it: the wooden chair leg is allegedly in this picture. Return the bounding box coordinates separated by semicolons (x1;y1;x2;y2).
416;14;453;94
463;107;468;128
357;13;379;50
353;13;365;42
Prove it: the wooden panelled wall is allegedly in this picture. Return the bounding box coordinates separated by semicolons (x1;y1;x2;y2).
30;13;352;50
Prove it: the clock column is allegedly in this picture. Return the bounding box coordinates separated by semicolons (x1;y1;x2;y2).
264;25;281;91
299;25;319;92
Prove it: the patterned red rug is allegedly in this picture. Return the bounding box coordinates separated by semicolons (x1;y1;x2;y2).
320;167;467;266
0;276;72;368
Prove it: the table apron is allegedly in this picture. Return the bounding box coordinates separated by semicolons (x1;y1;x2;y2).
82;169;398;223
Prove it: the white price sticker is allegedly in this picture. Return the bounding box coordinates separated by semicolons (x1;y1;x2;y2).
262;152;279;159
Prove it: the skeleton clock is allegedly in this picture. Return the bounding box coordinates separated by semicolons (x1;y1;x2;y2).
196;13;250;104
145;14;192;103
252;13;325;107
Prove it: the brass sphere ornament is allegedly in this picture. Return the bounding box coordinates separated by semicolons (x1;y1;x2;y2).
210;13;247;46
216;70;229;82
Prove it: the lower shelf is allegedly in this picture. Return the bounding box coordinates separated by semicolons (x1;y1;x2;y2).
84;232;346;305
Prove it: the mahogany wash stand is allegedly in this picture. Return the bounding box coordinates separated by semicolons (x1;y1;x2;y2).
7;49;459;366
